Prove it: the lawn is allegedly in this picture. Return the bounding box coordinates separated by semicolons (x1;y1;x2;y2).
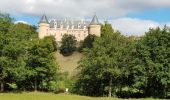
0;92;157;100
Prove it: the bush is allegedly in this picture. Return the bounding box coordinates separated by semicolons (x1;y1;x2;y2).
7;83;18;90
48;81;66;93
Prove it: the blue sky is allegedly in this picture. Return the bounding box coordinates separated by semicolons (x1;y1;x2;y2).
1;0;170;36
127;8;170;23
13;8;170;25
14;14;39;25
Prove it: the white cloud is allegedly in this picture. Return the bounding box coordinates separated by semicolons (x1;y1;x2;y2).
0;0;170;18
110;18;169;36
1;0;170;36
14;20;29;24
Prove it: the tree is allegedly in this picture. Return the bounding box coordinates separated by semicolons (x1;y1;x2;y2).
130;26;170;98
60;34;77;56
8;23;38;40
0;13;60;92
26;36;58;91
0;13;13;34
74;23;128;97
78;34;97;52
0;37;30;92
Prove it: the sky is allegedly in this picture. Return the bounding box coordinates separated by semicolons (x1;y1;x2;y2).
0;0;170;36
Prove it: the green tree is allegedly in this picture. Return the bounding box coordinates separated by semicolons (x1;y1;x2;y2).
60;34;77;56
0;13;60;92
131;26;170;98
0;13;13;34
8;23;38;40
74;23;128;97
78;34;97;52
27;37;58;91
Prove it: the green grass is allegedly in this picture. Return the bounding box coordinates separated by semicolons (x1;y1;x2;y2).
0;92;157;100
0;92;117;100
55;51;82;76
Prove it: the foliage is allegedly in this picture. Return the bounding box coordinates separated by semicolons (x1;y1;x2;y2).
73;23;130;97
0;13;13;34
60;34;77;56
129;26;170;98
0;13;59;92
74;23;170;98
78;34;97;52
0;12;170;99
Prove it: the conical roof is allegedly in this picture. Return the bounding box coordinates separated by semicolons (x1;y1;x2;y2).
39;14;49;24
90;14;100;25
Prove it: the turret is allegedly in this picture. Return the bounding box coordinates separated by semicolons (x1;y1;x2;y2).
38;14;49;39
88;14;101;37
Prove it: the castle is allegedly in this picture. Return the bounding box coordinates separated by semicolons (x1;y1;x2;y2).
38;14;101;42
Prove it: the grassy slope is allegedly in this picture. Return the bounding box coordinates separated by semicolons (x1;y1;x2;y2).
0;92;156;100
55;51;82;76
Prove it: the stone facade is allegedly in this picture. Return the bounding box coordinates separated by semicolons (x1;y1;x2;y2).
38;14;101;42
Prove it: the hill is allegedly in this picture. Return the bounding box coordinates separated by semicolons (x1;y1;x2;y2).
55;51;83;76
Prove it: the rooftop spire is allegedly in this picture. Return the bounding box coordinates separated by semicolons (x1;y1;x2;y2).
90;14;100;25
39;14;49;24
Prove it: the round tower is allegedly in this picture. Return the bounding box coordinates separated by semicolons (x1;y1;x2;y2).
38;14;49;39
88;14;101;37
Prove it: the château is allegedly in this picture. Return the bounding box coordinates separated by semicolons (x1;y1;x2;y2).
38;14;101;42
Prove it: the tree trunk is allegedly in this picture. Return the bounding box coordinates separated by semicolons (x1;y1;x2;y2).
108;76;112;97
0;81;4;92
34;77;37;91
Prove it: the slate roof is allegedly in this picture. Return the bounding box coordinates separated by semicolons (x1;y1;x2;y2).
49;19;90;29
39;14;49;24
90;14;100;25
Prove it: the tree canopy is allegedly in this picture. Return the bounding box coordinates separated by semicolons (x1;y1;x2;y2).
60;34;77;56
73;24;170;98
0;13;59;92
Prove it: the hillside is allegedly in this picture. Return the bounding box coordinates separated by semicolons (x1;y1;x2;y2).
55;51;83;76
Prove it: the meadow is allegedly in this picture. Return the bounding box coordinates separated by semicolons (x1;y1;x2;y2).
0;92;157;100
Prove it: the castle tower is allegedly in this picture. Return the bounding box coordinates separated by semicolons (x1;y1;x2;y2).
88;14;101;37
38;14;49;39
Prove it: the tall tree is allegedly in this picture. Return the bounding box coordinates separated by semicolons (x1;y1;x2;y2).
27;36;58;91
60;34;77;56
74;23;128;97
0;13;13;34
131;26;170;98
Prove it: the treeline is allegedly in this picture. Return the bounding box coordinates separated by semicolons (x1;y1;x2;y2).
72;23;170;98
0;13;62;92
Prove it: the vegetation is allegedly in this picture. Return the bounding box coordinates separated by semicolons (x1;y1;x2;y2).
73;23;131;97
0;13;60;92
73;23;170;98
128;26;170;98
78;34;97;52
60;34;77;56
0;92;156;100
56;51;82;75
0;12;170;99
